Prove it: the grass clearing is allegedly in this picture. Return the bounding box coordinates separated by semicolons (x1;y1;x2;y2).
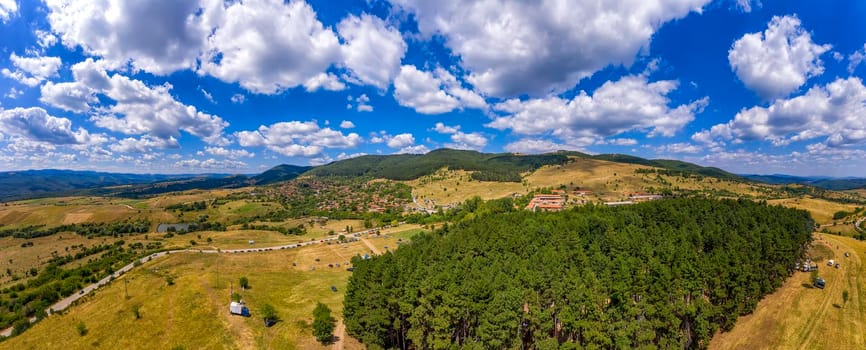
709;234;866;349
768;197;860;224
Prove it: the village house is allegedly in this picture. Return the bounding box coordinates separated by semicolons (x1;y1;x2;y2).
525;194;565;212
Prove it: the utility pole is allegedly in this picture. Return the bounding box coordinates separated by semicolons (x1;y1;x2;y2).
124;278;129;299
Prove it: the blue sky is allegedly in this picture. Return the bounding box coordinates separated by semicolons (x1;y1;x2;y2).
0;0;865;176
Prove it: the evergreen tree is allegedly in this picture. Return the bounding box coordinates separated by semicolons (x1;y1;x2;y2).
313;302;336;344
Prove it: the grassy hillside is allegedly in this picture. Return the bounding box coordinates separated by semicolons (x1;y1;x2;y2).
592;154;742;180
1;226;423;349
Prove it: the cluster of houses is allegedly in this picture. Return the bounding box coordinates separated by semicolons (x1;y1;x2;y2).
525;190;665;211
525;194;566;212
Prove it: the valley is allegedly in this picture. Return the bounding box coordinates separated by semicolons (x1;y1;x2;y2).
0;150;865;348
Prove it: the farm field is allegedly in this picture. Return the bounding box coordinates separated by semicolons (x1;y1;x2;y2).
709;233;866;349
0;226;425;349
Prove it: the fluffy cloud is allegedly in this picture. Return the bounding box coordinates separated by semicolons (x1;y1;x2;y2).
728;15;831;99
204;146;254;159
337;14;406;90
339;120;355;129
396;144;429;154
446;131;487;151
693;77;866;147
600;138;639;146
1;53;62;87
432;122;487;150
0;0;17;23
44;0;209;74
175;158;248;170
40;82;97;113
200;0;341;94
35;30;58;49
0;107;99;145
303;72;346;92
503;139;576;154
849;43;866;73
235;120;361;157
695;144;866;176
390;0;708;97
393;65;486;114
109;136;179;153
39;59;228;145
655;142;701;154
386;133;415;148
488;74;708;145
347;94;373;112
433;122;460;134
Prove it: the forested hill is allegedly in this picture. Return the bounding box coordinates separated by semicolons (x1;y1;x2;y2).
0;170;192;201
304;148;572;182
344;198;815;349
743;174;866;190
304;148;744;183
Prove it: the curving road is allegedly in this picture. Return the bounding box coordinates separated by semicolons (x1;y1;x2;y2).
0;224;405;338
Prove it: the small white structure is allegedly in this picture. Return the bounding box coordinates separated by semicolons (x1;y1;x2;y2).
230;301;250;316
248;240;255;245
828;259;835;266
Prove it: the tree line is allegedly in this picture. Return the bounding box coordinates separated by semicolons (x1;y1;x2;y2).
343;198;814;349
0;220;150;239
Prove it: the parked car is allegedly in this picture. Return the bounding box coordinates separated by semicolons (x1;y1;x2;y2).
814;277;826;289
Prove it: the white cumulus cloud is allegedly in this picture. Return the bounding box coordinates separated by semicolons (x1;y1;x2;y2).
235;120;361;158
0;0;18;23
337;14;406;90
200;0;341;94
389;0;709;97
0;107;101;145
488;74;708;145
1;53;62;87
393;65;486;114
693;77;866;148
44;0;210;74
728;15;831;99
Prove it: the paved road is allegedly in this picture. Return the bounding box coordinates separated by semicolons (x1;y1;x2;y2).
1;224;405;338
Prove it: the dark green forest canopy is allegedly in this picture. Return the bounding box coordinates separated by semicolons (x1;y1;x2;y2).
343;198;815;349
305;149;571;182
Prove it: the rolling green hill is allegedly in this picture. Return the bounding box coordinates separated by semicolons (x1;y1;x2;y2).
305;148;571;182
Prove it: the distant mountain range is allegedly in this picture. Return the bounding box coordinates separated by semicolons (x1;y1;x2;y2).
1;149;862;201
0;165;311;201
742;174;866;191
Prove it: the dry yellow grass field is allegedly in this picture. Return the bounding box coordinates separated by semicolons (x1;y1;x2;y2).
2;226;425;349
1;240;377;349
768;197;860;224
407;157;783;206
709;234;866;349
406;170;524;208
